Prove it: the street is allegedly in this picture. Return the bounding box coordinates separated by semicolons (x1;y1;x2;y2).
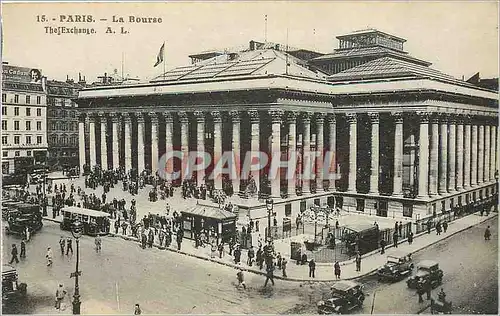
285;215;498;314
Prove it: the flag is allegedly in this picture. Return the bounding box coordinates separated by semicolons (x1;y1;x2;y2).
154;43;165;67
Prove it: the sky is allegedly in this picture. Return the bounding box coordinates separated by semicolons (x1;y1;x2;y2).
2;1;499;83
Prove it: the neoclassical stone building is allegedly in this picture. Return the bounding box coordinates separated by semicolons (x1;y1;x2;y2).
76;29;498;224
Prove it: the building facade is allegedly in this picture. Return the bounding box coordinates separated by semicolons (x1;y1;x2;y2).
46;77;86;169
75;29;498;225
1;64;48;174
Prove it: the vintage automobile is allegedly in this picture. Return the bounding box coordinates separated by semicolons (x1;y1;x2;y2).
406;260;443;289
2;264;27;306
317;280;365;314
377;251;414;281
4;203;43;236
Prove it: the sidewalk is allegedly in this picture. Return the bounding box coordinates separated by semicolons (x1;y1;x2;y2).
44;211;497;282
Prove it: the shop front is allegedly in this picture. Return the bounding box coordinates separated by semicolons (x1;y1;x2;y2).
181;205;237;244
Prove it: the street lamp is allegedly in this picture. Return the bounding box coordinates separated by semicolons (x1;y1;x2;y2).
265;198;274;242
71;220;84;314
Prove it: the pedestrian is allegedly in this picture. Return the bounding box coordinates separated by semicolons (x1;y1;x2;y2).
426;220;431;234
176;229;183;250
218;242;224;258
436;222;442;235
114;220;120;234
25;227;31;242
484;225;491;241
334;261;341;279
308;258;316;278
393;231;399;248
355;251;361;272
416;279;424;303
247;246;255;266
9;244;19;264
148;229;154;248
264;264;275;287
234;246;241;264
407;231;414;245
442;221;448;233
59;236;66;255
277;252;282;270
425;279;432;300
398;221;403;236
55;284;67;310
95;235;102;253
20;240;26;259
134;303;142;315
380;239;386;254
282;257;288;278
236;268;246;290
66;237;73;256
46;247;53;266
210;242;217;258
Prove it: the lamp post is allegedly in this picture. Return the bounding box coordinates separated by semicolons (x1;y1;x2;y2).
71;220;83;314
265;198;274;242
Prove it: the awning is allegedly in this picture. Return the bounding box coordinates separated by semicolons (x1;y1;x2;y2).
182;205;237;221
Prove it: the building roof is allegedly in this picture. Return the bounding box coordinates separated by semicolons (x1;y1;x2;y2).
182;205;237;220
331;280;360;291
152;48;327;82
327;56;482;89
311;46;430;66
336;28;407;43
63;206;110;218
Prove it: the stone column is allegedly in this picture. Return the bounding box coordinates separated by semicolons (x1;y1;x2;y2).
490;125;497;182
150;113;159;175
438;116;448;195
456;117;464;191
164;113;174;180
78;114;86;171
230;111;241;193
269;109;283;198
327;114;337;192
429;116;439;196
179;111;189;183
448;117;457;192
194;111;206;186
136;113;145;173
463;121;471;189
111;113;120;170
368;112;379;195
471;124;478;186
347;113;357;193
123;113;132;172
315;113;325;193
478;124;484;184
392;112;404;197
249;110;260;194
88;115;97;168
287;112;297;197
484;125;490;183
99;112;108;170
302;112;312;194
417;112;430;198
212;111;223;190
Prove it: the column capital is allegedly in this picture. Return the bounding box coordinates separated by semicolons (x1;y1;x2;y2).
315;112;326;123
269;109;284;123
97;111;106;119
286;111;298;123
416;111;431;123
229;110;241;123
248;110;260;123
367;112;379;123
110;112;120;123
122;112;132;122
301;112;312;123
149;112;159;124
437;112;451;123
178;111;189;123
136;112;145;123
326;113;336;124
163;112;173;123
79;113;87;123
346;112;357;123
391;111;404;123
194;111;205;123
211;110;222;123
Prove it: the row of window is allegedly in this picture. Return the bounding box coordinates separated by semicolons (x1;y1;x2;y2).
47;108;78;118
2;93;42;105
47;97;77;107
2;106;43;117
2;135;43;145
48;135;78;146
2;150;31;158
49;121;78;131
2;120;43;131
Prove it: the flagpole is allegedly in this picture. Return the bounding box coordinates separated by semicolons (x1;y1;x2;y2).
163;41;166;80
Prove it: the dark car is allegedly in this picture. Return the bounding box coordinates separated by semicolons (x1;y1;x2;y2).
317;280;365;314
4;203;43;236
406;260;443;289
2;264;27;306
377;251;414;282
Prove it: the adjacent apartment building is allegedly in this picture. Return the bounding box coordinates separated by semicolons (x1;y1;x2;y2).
2;63;48;174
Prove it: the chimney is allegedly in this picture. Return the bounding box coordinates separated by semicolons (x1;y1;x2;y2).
104;72;107;83
78;72;81;82
249;40;255;51
275;44;280;50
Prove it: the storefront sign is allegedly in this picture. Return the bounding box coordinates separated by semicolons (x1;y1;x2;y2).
2;65;42;83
